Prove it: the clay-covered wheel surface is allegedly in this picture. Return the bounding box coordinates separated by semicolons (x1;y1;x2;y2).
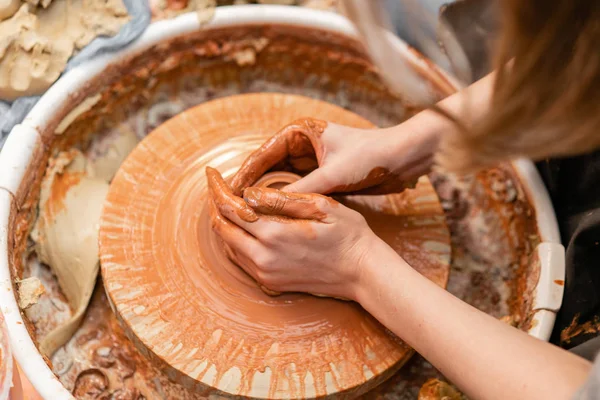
99;93;451;399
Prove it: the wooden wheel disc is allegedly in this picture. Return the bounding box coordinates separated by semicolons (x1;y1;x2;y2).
99;94;451;399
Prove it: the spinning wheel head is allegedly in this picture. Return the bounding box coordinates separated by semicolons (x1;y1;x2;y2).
99;93;451;398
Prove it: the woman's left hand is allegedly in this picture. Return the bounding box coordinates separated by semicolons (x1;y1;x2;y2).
206;166;381;300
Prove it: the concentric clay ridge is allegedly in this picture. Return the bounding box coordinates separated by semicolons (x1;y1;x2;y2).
99;93;451;398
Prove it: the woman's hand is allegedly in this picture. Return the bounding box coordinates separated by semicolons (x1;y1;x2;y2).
207;166;381;300
229;117;441;196
283;121;435;195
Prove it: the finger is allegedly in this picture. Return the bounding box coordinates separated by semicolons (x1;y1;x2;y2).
206;167;258;226
243;187;333;221
230;118;327;195
209;198;262;282
282;167;335;194
210;200;280;296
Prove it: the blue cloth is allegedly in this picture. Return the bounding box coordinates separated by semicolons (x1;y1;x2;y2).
0;0;151;144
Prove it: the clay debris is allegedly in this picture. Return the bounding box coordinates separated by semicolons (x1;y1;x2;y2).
150;0;216;21
17;276;46;309
418;378;466;400
0;0;129;101
31;149;110;356
150;0;339;20
561;313;600;346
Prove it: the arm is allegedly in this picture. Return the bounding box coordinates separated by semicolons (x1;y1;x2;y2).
206;71;592;400
207;165;592;400
357;237;592;400
375;70;496;178
227;72;498;197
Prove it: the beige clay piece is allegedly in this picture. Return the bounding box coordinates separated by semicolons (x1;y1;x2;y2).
100;93;452;398
31;149;109;356
0;0;129;101
150;0;216;23
0;0;20;20
16;276;45;309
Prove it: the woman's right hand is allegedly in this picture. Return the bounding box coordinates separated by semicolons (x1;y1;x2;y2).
230;116;442;196
283;119;440;195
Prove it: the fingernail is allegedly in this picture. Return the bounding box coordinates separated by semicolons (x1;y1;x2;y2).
243;187;262;207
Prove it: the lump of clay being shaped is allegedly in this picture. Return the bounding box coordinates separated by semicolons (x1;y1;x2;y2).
31;149;109;356
0;0;129;101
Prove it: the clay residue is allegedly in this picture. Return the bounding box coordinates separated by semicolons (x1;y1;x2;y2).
0;0;129;100
499;314;520;328
53;282;213;400
417;378;466;400
55;94;102;135
429;166;539;324
150;0;216;22
149;0;340;22
17;276;45;309
561;314;600;346
229;118;328;196
30;149;109;356
226;37;270;67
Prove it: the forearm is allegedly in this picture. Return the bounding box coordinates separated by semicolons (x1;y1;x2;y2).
355;238;591;400
379;72;497;175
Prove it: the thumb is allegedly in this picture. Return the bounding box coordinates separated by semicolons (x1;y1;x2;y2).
243;187;329;221
282;168;335;194
206;167;258;223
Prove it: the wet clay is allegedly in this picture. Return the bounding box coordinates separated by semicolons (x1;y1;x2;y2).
417;378;465;400
16;276;45;310
99;93;451;398
254;171;301;190
561;314;600;346
229;118;328;196
0;0;129;100
228;117;417;196
31;149;109;357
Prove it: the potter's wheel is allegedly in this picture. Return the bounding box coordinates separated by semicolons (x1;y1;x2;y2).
99;93;451;398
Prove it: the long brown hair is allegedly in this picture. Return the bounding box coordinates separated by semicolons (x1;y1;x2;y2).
440;0;600;173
